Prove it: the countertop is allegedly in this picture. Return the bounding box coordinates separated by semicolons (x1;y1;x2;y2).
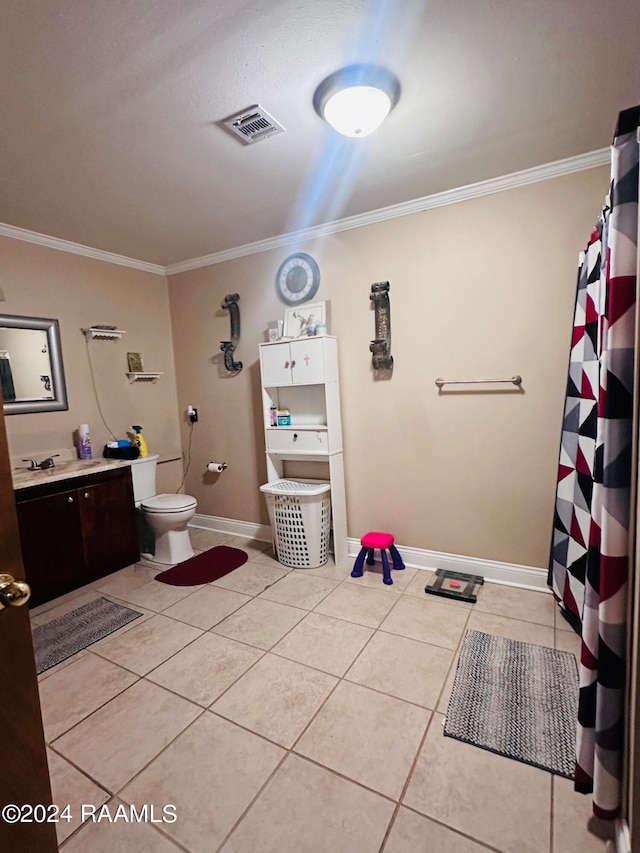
12;458;133;491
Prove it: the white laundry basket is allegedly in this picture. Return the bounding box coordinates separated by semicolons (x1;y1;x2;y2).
259;479;331;568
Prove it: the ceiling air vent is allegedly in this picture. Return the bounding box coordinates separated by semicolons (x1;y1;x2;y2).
221;104;285;145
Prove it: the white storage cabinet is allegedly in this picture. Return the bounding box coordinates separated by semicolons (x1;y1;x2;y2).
259;336;348;563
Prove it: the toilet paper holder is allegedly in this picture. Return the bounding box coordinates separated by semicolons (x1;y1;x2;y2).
207;461;227;473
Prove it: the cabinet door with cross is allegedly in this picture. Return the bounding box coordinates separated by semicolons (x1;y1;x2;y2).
290;338;325;384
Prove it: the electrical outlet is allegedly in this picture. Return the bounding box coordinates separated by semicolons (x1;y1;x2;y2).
187;405;198;423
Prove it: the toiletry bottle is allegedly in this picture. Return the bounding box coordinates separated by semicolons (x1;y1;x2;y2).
270;404;277;426
79;424;92;459
130;425;148;457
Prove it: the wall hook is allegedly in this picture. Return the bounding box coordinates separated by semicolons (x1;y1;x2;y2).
220;293;243;374
369;281;393;371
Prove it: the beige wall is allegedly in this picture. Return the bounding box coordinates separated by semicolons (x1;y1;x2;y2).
169;166;609;568
1;237;182;494
0;167;608;569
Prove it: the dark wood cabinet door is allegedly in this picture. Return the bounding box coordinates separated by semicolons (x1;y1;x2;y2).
79;474;140;580
16;489;85;606
0;388;57;851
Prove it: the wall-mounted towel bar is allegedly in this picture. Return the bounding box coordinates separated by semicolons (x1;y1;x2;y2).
435;375;522;388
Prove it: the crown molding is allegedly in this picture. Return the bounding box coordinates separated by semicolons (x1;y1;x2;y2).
0;147;609;277
0;222;166;276
166;146;610;275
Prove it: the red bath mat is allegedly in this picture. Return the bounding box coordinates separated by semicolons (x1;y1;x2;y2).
154;546;248;586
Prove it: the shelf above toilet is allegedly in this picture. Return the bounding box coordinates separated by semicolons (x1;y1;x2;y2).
82;326;126;340
126;372;163;383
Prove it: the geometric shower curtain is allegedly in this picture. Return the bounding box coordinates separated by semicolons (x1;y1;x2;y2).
549;105;639;819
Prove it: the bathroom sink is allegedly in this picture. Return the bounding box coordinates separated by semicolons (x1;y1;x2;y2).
53;460;104;472
21;459;104;476
12;457;128;490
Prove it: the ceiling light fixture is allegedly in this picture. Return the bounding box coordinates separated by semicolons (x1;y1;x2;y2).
313;64;400;138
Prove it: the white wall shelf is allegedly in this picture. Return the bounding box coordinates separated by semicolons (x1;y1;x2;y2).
126;372;163;383
259;335;348;563
82;327;126;339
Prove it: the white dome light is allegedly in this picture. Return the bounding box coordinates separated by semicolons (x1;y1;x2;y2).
323;85;392;138
314;65;400;139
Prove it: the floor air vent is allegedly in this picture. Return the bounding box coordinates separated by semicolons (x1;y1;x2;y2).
221;105;285;145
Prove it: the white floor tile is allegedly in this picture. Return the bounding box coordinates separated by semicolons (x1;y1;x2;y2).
30;568;586;853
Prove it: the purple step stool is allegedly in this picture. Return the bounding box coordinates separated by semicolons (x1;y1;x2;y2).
351;531;405;585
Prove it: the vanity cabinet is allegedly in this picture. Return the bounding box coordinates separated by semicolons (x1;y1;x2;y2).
259;336;348;562
15;466;139;607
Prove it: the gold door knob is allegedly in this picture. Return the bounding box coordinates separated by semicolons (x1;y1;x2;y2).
0;574;31;609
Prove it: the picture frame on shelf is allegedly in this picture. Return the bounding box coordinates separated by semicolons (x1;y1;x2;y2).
283;301;328;338
267;320;283;342
127;352;144;372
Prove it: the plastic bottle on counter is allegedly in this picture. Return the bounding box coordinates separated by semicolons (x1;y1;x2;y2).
78;424;92;459
130;425;148;457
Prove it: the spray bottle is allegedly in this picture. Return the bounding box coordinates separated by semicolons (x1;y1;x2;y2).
130;425;148;457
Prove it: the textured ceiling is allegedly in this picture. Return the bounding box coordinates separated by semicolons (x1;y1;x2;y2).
1;0;639;266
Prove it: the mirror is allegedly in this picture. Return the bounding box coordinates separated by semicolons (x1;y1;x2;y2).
0;314;68;415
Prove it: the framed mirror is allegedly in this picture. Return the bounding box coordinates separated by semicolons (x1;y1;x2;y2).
0;314;68;415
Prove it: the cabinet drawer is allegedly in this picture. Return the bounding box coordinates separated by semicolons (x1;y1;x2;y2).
266;428;328;452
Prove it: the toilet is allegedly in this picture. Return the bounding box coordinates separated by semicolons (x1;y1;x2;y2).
130;454;197;564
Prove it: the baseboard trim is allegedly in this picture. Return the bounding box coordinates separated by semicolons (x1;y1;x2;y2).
189;513;549;591
190;513;271;542
348;538;548;591
614;818;631;853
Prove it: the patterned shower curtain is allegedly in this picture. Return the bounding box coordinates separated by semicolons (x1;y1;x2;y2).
549;105;639;819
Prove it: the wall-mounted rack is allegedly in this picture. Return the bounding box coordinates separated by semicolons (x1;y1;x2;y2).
369;281;393;371
82;327;126;340
220;293;242;374
435;374;523;388
126;372;163;383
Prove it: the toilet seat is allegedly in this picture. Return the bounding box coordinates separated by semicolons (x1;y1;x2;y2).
141;494;197;513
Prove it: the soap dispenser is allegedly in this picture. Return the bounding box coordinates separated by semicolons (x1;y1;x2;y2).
130;425;148;457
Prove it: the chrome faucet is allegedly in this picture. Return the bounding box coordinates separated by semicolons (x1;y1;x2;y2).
22;454;60;471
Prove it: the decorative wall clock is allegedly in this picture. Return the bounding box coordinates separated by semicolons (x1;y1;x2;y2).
275;252;320;305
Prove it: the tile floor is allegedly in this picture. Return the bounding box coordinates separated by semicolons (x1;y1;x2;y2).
30;530;614;852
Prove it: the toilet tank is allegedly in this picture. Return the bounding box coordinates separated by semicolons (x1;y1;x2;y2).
130;454;159;504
